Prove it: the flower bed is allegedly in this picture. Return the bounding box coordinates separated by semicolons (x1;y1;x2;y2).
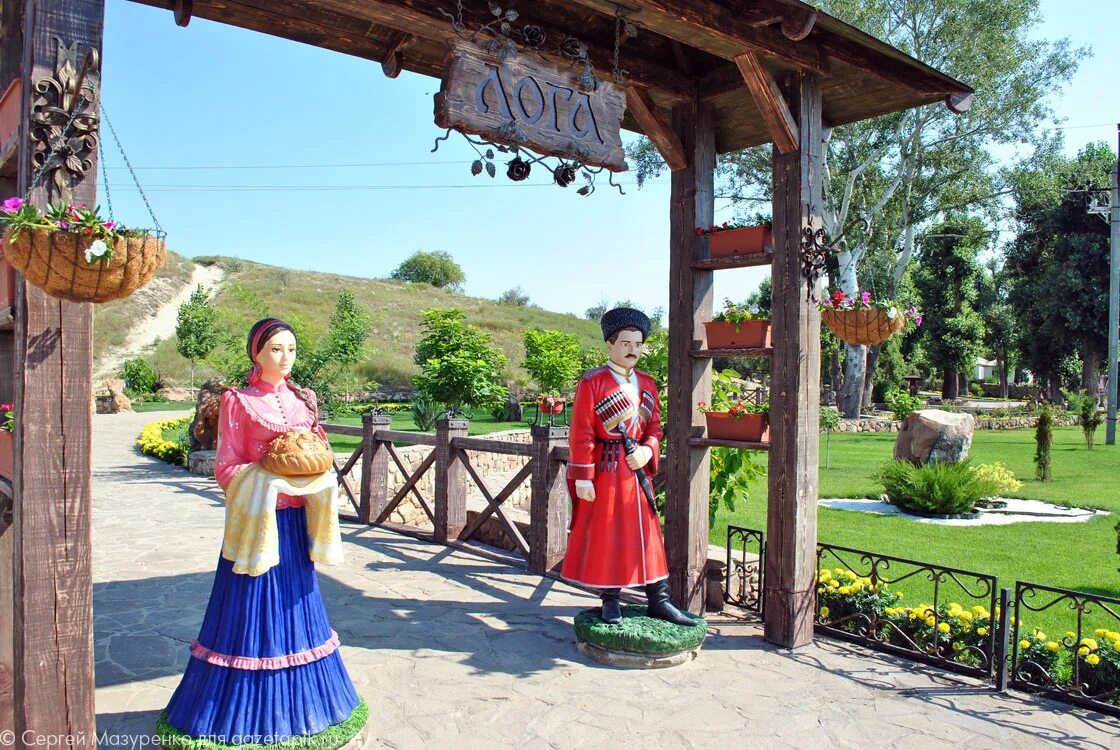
137;414;193;467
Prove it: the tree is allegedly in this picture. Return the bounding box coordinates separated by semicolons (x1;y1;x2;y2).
628;0;1084;417
498;286;531;306
175;284;220;388
1005;141;1113;396
912;217;988;399
389;250;466;291
976;260;1018;399
584;294;611;321
290;290;373;412
522;328;583;395
413;308;508;413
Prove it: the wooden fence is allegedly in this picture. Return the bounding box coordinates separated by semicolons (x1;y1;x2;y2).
323;415;574;574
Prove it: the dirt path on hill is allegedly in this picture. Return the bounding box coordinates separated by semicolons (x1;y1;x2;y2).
95;263;225;379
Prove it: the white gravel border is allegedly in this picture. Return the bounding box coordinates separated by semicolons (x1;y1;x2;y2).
818;497;1108;526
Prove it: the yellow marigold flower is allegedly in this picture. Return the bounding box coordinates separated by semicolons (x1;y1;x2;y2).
817;587;826;594
938;623;951;634
1077;646;1089;656
1094;628;1108;638
976;627;988;637
1019;640;1031;650
959;612;973;622
845;571;857;581
1086;654;1101;666
971;605;986;616
829;580;840;589
948;603;962;613
1046;642;1060;652
1066;631;1077;639
1080;638;1098;651
819;606;830;619
838;586;852;595
897;592;904;598
1035;632;1047;642
926;616;937;627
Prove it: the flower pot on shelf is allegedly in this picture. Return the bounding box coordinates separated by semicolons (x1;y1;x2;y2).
703;320;771;349
706;225;771;259
703;412;769;443
2;228;166;303
536;396;566;415
821;307;906;346
0;430;12;481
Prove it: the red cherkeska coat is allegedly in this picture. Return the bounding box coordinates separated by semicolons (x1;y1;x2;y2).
560;364;668;588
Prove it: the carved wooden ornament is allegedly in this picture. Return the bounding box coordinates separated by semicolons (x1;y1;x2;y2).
434;39;628;173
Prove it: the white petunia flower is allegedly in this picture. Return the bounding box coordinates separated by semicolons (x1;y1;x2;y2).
886;307;899;319
84;239;110;264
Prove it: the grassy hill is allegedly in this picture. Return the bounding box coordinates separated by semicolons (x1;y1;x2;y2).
116;256;604;391
92;250;195;362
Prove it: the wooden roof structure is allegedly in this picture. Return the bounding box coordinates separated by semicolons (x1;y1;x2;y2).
131;0;972;156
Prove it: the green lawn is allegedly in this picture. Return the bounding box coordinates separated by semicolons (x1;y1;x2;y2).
713;427;1120;639
132;400;196;413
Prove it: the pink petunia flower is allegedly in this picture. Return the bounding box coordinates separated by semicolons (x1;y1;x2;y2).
1;197;23;212
861;291;871;306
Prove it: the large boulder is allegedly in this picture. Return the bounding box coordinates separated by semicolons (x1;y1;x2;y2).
894;409;975;465
190;379;225;452
98;379;132;414
159;386;195;402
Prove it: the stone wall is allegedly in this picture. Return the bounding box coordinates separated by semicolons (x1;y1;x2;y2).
829;414;1077;434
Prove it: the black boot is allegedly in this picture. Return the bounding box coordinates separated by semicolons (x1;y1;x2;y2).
599;588;622;624
644;580;697;626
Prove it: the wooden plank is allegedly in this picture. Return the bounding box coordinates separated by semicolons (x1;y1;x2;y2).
691;347;773;358
688;437;771;451
374;446;435;525
690;249;773;270
457;456;534;556
433;418;468;542
322;422;363;437
625;85;687;171
665;93;716;615
764;69;823;650
380;30;412;78
452;435;533;457
734;52;798;154
333;454;360;515
551;445;570;462
435;39;629;173
528;425;568;574
565;0;829;74
376;429;437;446
9;0;101;738
337;445;362;476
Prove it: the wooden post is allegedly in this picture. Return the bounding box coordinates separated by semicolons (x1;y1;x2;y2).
665;92;715;613
3;0;105;740
359;413;392;524
528;425;568;574
433;417;468;542
764;70;823;649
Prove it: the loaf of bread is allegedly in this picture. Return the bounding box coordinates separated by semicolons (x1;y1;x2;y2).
259;430;334;478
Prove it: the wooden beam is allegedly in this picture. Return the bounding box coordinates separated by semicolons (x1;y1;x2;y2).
625;85;687;171
566;0;830;75
381;30;412;79
8;0;102;736
173;0;192;26
764;69;823;649
665;94;715;614
780;8;817;41
735;52;798;155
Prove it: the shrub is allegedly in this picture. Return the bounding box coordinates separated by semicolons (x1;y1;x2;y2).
410;392;439;432
973;462;1022;496
885;389;923;421
878;460;999;516
1035;404;1053;481
413;308;508;412
122;357;159;395
1062;388;1103;450
389;250;466;290
969;382;984;397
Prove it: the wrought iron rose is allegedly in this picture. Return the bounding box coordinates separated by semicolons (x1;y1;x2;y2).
559;36;586;60
554;164;577;187
506;157;531;181
522;25;546;49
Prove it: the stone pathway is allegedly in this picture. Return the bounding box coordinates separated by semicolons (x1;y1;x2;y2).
94;411;1120;749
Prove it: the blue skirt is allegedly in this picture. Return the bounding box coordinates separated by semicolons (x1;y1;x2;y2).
164;507;360;743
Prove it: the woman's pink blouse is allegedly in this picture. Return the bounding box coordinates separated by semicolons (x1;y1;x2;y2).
215;379;329;508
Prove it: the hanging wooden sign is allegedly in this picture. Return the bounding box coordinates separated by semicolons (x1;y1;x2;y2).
434;39;628;173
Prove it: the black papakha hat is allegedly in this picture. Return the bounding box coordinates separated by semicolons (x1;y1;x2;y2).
601;307;651;341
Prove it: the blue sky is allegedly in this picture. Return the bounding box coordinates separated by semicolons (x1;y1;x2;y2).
99;0;1117;318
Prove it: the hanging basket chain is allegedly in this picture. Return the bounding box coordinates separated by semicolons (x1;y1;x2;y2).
98;129;113;221
100;105;164;236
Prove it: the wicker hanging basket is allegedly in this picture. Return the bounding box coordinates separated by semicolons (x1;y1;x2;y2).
821;307;906;346
2;228;166;303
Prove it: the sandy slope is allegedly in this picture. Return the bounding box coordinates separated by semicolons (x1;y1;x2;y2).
95;263;224;379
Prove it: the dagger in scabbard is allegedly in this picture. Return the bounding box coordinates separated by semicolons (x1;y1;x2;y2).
616;421;659;515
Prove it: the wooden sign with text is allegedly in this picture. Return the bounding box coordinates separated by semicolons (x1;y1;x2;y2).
434;40;628;173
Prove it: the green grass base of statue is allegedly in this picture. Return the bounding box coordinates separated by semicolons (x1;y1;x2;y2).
155;697;369;750
574;604;707;661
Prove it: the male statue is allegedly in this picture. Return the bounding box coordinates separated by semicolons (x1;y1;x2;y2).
561;307;695;626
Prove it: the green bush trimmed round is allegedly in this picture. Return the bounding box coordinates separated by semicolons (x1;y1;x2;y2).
574;605;707;656
155;698;368;750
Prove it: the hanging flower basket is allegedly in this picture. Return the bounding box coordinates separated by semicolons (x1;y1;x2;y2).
818;291;922;347
2;227;165;303
537;395;566;415
696;223;771;259
703;412;769;443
